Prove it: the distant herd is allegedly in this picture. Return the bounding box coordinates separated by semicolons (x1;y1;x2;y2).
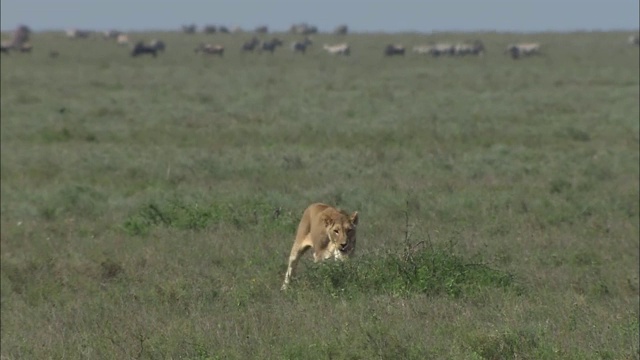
1;24;639;60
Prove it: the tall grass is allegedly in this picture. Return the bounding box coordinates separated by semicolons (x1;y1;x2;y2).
1;30;638;359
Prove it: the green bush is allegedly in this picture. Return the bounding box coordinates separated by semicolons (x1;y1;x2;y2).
122;197;297;236
297;245;518;298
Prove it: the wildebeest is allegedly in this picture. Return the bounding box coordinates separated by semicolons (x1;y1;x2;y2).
454;40;485;56
629;35;640;46
254;25;269;34
131;41;164;57
384;44;405;56
66;29;91;39
334;25;348;35
260;38;283;53
241;37;260;52
323;43;350;56
412;43;454;57
291;38;313;53
202;25;217;34
1;24;32;53
182;24;197;34
149;39;166;52
290;23;318;35
505;43;541;59
429;43;455;56
195;43;224;56
13;25;31;45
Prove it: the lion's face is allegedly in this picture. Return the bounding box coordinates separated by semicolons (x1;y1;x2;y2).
323;211;359;259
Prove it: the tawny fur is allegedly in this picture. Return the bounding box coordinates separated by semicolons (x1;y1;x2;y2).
281;203;358;290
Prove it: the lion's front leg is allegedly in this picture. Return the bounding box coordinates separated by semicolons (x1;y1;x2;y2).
282;242;310;290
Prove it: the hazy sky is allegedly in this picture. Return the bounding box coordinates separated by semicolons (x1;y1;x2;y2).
1;0;638;33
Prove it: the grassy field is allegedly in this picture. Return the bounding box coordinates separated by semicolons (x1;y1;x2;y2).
1;30;639;359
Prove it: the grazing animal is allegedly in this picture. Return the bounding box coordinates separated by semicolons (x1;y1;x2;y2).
290;23;318;35
412;43;454;57
412;45;433;55
116;34;130;46
505;43;541;59
260;38;283;53
241;37;260;52
430;43;455;56
629;35;640;46
182;24;197;34
1;41;13;53
1;25;32;54
254;25;269;34
131;41;163;57
281;203;359;290
384;44;405;56
323;43;351;56
202;25;217;34
195;43;224;56
13;25;31;46
334;24;348;35
454;40;485;56
66;29;91;39
149;39;166;52
291;38;312;53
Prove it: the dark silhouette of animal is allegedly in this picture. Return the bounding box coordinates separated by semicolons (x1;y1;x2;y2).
202;25;217;34
454;40;485;56
182;24;197;34
131;41;163;57
149;39;165;52
242;37;260;52
66;29;91;39
1;25;32;54
254;25;269;34
505;43;541;59
384;44;405;56
290;23;318;35
334;25;348;35
260;38;283;53
291;38;313;53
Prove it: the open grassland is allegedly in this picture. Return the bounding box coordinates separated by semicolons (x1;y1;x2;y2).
1;30;639;359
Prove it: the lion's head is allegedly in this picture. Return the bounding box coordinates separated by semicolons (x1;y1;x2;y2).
322;209;359;259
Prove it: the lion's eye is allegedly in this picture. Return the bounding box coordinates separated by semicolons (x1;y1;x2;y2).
334;229;340;234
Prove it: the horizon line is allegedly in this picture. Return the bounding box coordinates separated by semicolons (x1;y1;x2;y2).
2;27;639;35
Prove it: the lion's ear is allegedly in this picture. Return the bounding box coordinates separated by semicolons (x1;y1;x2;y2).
350;211;359;226
322;213;334;227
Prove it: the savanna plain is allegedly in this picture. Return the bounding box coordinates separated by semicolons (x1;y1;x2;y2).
1;30;639;359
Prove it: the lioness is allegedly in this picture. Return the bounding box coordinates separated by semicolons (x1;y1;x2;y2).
281;203;359;290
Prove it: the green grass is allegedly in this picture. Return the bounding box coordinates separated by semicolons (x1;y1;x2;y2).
1;30;639;359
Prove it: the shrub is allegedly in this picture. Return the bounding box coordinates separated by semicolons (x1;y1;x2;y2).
297;245;518;298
